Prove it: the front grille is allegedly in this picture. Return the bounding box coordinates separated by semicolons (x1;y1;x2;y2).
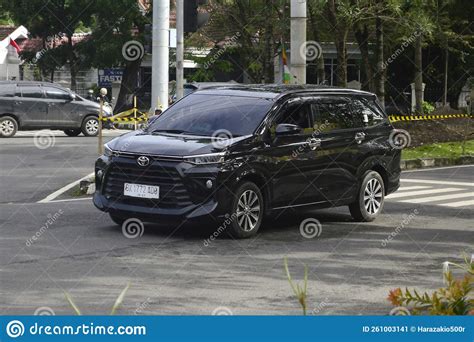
103;158;193;209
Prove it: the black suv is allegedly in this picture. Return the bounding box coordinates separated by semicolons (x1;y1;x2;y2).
0;81;109;138
94;85;401;238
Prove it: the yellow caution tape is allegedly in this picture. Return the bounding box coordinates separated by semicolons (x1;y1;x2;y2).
100;116;148;122
389;113;471;122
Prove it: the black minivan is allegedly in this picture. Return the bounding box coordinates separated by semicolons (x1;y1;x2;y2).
94;85;401;238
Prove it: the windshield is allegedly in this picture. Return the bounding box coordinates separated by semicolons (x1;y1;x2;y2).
148;94;274;137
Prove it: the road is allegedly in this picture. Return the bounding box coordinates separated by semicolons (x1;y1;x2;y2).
0;131;472;315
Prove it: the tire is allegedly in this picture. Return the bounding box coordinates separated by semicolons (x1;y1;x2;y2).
81;116;99;136
109;213;126;226
349;170;385;222
227;182;264;238
64;128;81;137
0;116;18;138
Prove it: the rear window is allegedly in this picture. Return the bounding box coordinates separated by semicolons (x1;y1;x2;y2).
351;97;387;127
148;94;274;137
0;84;15;97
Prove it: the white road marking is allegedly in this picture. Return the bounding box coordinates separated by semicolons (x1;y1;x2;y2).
398;186;431;191
443;199;474;208
46;197;92;203
402;179;474;187
399;192;473;204
387;188;461;199
403;165;474;172
37;172;94;203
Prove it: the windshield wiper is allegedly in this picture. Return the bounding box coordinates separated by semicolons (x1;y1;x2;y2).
150;129;192;135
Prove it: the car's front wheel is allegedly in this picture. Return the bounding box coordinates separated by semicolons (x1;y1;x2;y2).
81;116;99;136
228;182;264;238
64;128;81;137
0;116;18;138
349;170;385;222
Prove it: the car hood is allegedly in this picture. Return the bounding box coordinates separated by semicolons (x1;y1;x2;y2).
107;130;250;156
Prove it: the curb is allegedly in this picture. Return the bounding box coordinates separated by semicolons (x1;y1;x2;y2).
401;155;474;170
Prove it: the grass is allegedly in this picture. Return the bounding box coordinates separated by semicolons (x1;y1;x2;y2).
402;140;474;160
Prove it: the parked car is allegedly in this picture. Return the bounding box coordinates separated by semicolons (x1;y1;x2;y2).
0;81;112;138
94;85;401;238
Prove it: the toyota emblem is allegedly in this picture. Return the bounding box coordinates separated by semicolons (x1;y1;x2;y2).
137;156;150;167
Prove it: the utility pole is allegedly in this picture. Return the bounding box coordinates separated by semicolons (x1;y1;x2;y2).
152;0;170;111
290;0;306;84
176;0;184;100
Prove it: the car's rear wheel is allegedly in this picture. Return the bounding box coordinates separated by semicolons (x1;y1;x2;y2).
0;116;18;138
64;128;81;137
228;182;264;238
81;116;99;136
109;213;126;225
349;170;385;222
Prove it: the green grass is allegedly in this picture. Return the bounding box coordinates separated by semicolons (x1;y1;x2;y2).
402;140;474;160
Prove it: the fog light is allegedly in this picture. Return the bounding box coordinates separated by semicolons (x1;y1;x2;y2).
97;170;104;179
206;180;213;189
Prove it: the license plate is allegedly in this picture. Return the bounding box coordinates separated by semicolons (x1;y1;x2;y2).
124;183;160;199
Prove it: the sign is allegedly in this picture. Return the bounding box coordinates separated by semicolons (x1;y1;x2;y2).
98;68;124;88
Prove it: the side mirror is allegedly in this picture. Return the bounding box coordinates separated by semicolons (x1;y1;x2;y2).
275;123;302;136
69;93;76;101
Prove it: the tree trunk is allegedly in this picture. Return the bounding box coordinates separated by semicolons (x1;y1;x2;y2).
375;17;385;109
354;24;374;92
414;34;423;113
115;59;142;113
262;0;275;83
335;36;347;87
67;35;77;91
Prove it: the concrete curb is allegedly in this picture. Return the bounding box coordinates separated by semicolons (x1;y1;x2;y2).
401;155;474;170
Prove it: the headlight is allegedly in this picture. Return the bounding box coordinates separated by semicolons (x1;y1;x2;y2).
104;144;113;157
184;152;225;165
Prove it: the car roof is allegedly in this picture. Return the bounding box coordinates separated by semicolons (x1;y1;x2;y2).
0;80;67;88
193;84;376;100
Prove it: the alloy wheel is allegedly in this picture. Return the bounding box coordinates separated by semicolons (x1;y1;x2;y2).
86;119;99;135
236;189;261;231
0;119;15;136
363;178;383;215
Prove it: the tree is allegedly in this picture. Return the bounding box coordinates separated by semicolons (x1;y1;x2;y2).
5;0;94;90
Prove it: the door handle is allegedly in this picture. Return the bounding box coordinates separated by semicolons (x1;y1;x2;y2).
308;138;322;150
355;132;366;144
14;101;22;105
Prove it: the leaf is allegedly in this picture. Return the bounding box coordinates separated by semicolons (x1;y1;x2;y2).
111;283;130;315
64;292;82;315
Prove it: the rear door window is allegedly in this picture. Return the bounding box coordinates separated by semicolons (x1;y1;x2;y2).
310;96;355;133
351;97;387;127
19;86;44;99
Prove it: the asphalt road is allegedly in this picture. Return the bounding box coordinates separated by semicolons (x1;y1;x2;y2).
1;131;472;315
